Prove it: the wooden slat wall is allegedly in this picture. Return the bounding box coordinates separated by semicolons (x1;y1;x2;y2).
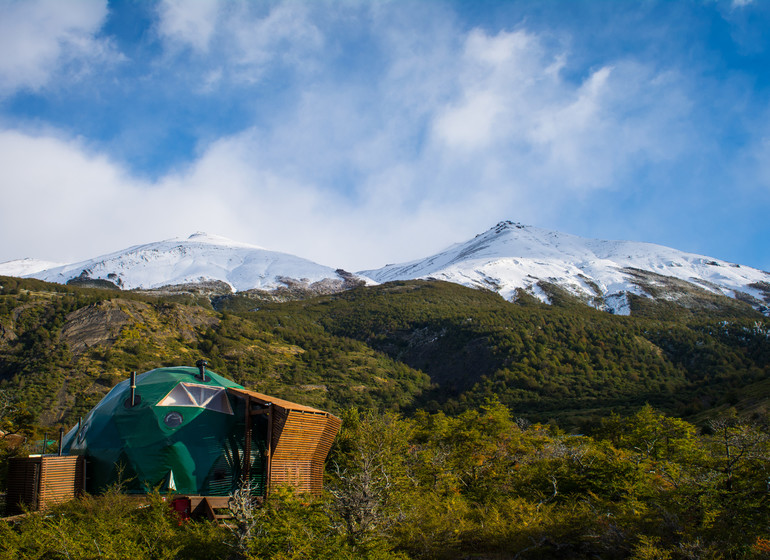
6;457;40;515
5;456;83;515
38;456;84;509
311;414;342;492
269;410;341;496
227;387;341;496
271;408;288;449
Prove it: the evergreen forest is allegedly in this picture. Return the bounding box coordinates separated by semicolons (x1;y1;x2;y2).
1;275;769;559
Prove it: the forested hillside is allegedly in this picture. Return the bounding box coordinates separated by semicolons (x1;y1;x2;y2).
0;276;428;428
224;280;770;427
1;276;769;431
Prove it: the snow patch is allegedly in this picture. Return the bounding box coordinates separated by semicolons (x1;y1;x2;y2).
0;258;67;277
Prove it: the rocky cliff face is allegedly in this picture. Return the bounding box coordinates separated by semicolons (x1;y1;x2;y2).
60;301;131;354
60;299;220;356
1;296;223;425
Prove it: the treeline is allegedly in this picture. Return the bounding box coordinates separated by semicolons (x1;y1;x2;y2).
3;404;770;559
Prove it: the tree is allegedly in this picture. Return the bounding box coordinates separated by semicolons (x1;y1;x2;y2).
707;413;770;492
327;409;412;550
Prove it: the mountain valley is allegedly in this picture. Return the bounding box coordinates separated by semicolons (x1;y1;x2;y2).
0;220;768;433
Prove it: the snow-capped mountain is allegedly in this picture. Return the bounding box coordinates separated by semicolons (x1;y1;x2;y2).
26;232;363;294
359;221;770;315
3;223;768;315
0;258;66;277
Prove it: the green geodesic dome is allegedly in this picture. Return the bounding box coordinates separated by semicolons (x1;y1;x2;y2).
62;366;267;496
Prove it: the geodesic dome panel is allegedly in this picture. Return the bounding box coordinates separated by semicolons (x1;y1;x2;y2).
62;367;247;495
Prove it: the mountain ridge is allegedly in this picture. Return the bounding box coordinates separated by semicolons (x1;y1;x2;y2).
20;232;367;296
361;221;770;315
2;221;768;315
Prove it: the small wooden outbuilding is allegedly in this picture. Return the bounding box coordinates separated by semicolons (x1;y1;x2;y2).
5;455;84;515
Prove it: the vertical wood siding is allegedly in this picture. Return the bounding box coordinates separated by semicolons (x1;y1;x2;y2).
5;455;83;515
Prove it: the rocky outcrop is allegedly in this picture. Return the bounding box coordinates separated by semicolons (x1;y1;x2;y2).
138;280;234;297
60;298;221;354
60;300;131;353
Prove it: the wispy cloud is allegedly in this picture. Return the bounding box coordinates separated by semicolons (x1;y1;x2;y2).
156;0;219;53
155;0;323;85
0;0;116;94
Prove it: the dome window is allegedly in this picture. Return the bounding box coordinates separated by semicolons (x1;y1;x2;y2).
158;382;233;414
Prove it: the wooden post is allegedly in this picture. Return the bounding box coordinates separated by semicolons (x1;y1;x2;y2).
265;403;273;498
243;396;252;483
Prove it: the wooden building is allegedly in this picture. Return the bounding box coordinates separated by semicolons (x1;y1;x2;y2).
5;455;84;515
228;387;342;496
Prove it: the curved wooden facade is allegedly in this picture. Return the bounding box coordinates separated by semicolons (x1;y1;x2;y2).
227;387;341;496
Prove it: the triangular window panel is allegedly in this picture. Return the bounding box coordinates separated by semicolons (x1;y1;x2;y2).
167;470;176;491
157;383;233;415
186;384;221;407
206;391;233;414
158;384;196;407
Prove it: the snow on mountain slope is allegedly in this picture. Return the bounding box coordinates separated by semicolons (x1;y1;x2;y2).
359;221;770;315
29;232;361;293
0;258;67;277
8;223;769;315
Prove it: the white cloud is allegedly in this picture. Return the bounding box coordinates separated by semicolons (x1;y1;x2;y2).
0;7;710;271
0;122;483;271
155;0;323;83
0;0;111;94
433;91;505;151
229;2;322;69
0;129;257;263
429;29;692;193
0;129;141;260
156;0;220;52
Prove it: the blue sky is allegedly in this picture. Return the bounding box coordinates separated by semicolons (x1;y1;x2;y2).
1;0;769;272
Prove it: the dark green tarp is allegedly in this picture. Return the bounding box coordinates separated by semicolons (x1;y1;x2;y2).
62;366;266;495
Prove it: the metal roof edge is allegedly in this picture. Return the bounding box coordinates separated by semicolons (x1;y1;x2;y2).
226;387;339;418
